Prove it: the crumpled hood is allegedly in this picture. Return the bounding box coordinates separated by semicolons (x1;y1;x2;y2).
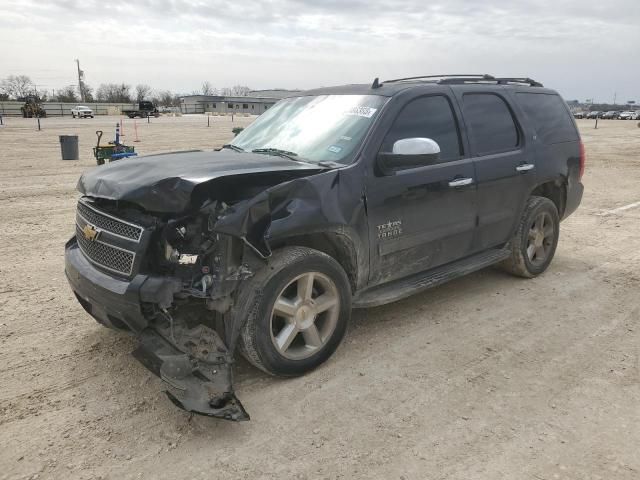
77;150;322;212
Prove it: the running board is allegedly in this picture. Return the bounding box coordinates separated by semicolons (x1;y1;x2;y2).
353;246;510;308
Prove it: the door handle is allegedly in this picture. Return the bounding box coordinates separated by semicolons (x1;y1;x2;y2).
516;163;535;172
448;178;474;188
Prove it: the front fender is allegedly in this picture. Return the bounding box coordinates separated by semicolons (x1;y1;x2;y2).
213;168;368;261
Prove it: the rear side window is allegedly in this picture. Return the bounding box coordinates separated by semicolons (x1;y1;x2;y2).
381;95;462;163
462;93;520;155
515;93;578;144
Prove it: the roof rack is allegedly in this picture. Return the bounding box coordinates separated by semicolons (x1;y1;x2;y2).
380;74;543;87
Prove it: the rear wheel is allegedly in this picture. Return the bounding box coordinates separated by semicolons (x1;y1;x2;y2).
501;196;560;278
238;247;351;377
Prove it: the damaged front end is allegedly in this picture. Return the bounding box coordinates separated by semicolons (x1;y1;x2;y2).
135;200;267;421
67;150;361;421
66;197;263;420
133;321;248;420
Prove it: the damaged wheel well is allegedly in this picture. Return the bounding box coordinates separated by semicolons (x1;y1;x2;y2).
273;232;359;292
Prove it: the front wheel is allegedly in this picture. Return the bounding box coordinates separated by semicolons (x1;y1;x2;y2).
238;247;351;377
501;196;560;278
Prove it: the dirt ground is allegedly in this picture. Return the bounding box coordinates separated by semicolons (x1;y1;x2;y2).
0;115;639;480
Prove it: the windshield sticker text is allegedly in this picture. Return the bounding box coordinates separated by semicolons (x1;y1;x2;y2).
344;106;377;118
327;145;343;153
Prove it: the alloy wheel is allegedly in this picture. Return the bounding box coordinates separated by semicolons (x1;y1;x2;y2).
526;211;554;266
269;272;340;360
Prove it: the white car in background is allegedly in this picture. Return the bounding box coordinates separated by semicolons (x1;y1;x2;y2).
618;111;640;120
71;105;94;118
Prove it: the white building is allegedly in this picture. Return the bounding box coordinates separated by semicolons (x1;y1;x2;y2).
179;89;299;115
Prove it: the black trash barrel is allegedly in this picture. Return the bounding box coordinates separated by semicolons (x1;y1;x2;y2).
59;135;79;160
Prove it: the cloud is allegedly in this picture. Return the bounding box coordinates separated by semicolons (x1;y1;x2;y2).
1;0;638;101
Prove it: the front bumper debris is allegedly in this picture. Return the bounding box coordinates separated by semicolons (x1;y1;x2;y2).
66;237;249;421
133;325;249;421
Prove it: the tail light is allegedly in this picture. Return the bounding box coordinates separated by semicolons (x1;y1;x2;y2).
579;141;586;180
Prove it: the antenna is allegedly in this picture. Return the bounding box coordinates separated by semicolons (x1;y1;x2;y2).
371;77;382;89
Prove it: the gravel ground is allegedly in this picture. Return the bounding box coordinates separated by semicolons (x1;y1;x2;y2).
0;115;639;480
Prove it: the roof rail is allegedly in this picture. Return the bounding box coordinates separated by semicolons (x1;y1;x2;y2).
496;77;543;87
384;74;493;83
381;74;543;88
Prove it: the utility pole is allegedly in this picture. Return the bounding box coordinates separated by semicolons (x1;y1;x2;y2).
613;91;617;106
75;59;85;102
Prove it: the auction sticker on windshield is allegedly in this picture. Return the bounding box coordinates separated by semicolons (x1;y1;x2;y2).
344;106;378;118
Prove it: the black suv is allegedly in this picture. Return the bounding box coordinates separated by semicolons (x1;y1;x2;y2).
65;74;584;420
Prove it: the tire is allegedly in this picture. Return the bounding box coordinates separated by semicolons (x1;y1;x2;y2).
501;196;560;278
72;113;75;118
238;246;351;377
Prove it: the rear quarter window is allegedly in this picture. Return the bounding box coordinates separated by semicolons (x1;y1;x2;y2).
515;93;578;144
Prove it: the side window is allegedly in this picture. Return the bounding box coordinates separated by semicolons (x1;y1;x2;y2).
462;93;519;155
515;93;578;144
381;95;462;163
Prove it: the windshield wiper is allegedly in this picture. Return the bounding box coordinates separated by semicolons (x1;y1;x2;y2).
317;160;342;169
251;148;301;162
221;144;244;152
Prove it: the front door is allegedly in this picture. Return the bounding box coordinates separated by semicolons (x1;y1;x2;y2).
366;94;478;284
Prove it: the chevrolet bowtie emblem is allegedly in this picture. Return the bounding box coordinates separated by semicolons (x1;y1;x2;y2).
82;223;100;241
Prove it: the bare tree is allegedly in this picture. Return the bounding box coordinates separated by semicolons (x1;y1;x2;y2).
0;75;35;99
96;83;132;103
157;90;180;106
202;81;216;96
135;84;152;102
55;85;78;103
230;85;251;96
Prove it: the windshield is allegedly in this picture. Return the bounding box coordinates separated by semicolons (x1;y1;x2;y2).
231;94;387;164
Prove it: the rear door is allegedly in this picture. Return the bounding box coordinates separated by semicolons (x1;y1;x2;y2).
454;90;536;250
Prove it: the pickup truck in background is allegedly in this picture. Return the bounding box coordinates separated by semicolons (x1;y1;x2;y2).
122;101;160;118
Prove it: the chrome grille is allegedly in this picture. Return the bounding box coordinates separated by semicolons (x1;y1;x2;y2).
76;201;143;242
74;199;143;276
75;225;135;275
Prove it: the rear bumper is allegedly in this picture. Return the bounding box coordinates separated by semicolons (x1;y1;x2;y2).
563;181;584;220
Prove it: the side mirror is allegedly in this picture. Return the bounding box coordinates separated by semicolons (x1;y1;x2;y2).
377;138;441;175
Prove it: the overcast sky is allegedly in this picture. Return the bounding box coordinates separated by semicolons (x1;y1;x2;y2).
2;0;639;102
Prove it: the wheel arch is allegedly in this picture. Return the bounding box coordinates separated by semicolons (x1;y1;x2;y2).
530;178;567;218
270;230;362;293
